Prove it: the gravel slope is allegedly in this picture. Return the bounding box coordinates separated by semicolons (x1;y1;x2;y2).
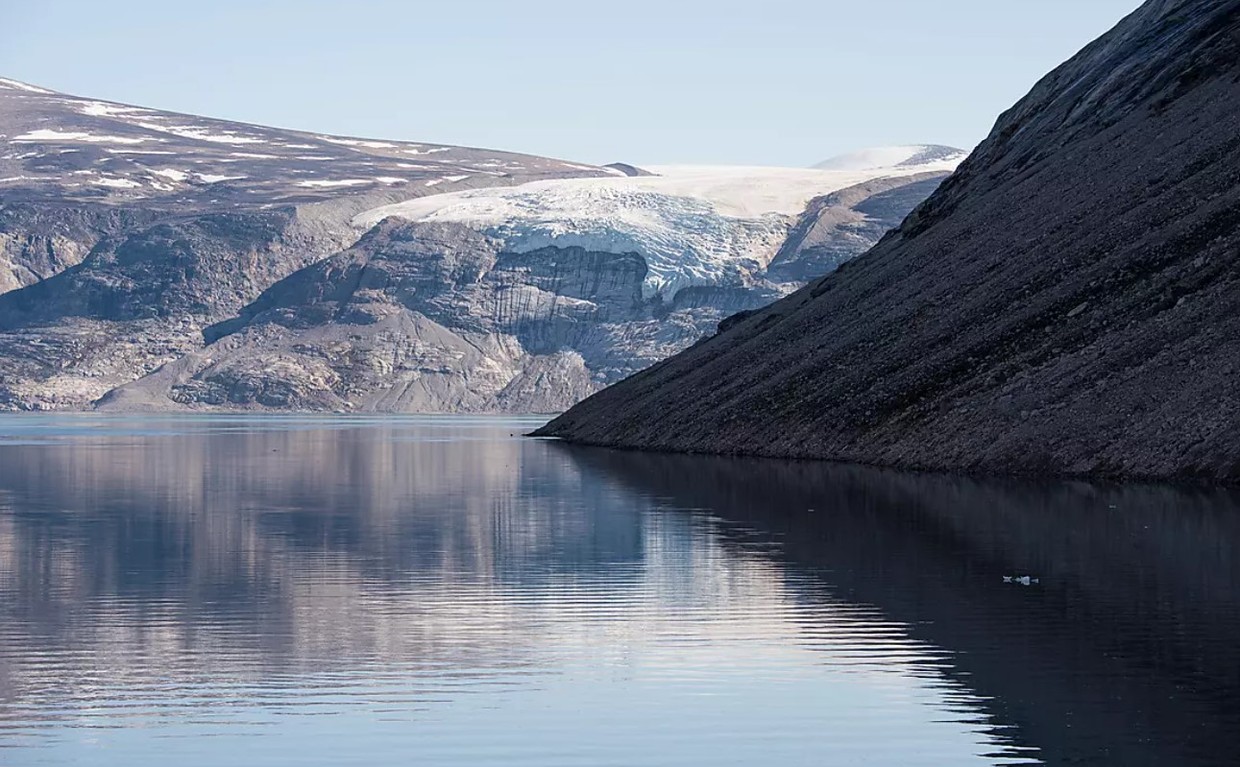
537;0;1240;482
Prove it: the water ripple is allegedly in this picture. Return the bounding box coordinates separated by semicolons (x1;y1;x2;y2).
0;415;1235;765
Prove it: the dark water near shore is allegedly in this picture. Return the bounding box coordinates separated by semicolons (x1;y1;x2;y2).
0;415;1236;766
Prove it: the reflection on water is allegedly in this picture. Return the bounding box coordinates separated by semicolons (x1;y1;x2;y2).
0;416;1235;766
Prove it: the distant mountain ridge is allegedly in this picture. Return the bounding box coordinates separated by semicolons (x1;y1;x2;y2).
0;76;612;209
812;145;966;171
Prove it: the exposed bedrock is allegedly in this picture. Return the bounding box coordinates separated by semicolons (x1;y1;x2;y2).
101;220;767;413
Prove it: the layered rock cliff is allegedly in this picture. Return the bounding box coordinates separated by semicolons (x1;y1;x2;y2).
96;220;788;412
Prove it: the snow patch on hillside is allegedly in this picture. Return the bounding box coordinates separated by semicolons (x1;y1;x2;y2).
135;122;265;145
298;179;373;188
93;177;143;189
196;173;246;184
151;168;190;182
318;137;403;150
77;101;150;118
14;129;152;145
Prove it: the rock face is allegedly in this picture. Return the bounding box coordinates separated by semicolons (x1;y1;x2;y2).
0;203;157;294
99;221;624;412
96;221;767;412
0;206;354;409
537;0;1240;482
766;173;948;284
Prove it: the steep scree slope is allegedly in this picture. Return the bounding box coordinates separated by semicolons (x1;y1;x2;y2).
537;0;1240;482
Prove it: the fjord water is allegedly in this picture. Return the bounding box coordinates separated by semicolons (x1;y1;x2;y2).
0;417;1236;766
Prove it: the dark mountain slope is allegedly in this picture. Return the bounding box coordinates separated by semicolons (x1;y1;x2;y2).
537;0;1240;482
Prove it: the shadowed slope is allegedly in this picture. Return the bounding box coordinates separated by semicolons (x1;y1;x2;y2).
537;0;1240;482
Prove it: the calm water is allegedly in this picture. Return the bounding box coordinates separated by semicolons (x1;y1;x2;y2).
0;416;1237;766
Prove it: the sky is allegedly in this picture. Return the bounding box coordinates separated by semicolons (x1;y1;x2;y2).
2;0;1145;167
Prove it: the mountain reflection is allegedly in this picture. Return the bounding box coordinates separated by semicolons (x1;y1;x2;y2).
561;445;1240;767
0;419;647;679
0;416;1236;766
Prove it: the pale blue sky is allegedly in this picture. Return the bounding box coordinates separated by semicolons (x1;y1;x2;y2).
3;0;1143;166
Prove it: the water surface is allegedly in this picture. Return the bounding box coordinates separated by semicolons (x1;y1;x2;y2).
0;415;1236;766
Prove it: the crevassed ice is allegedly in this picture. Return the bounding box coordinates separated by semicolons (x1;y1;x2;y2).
353;158;964;299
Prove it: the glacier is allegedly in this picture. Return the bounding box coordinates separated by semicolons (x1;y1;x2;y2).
354;149;967;299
